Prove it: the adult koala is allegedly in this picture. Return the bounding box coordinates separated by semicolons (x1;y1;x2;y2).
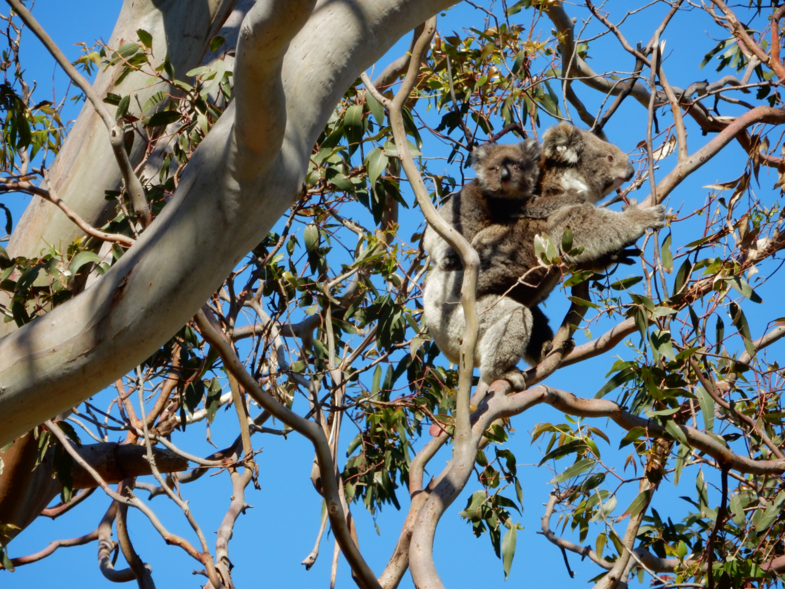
423;123;666;389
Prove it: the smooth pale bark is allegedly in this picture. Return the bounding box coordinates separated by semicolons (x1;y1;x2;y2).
7;0;239;261
0;0;458;447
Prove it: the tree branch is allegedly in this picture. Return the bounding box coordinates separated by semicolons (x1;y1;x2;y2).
4;0;152;227
194;308;381;589
0;180;135;247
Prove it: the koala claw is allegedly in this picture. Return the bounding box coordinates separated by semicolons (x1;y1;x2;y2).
500;370;527;391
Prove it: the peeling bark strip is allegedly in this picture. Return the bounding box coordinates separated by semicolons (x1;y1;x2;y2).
0;0;461;448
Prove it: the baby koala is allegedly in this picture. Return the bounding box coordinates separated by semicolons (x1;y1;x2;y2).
423;124;666;390
427;139;582;272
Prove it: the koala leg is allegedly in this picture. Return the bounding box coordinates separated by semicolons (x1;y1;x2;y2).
475;295;533;390
523;305;554;365
424;269;537;390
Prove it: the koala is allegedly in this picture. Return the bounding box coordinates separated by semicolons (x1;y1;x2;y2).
472;123;666;308
423;123;666;390
427;139;583;272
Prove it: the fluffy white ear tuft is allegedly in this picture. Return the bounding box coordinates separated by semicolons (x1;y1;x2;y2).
517;138;541;162
542;123;583;165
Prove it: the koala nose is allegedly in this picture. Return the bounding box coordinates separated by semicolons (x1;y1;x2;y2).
500;166;511;182
624;162;634;181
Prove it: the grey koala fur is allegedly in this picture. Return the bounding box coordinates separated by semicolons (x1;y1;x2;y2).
431;138;584;271
423;123;666;389
473;123;666;307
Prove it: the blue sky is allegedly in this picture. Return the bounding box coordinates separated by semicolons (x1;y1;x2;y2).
2;1;784;588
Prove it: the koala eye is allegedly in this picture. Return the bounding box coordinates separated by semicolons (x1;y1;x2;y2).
512;165;519;170
606;155;615;163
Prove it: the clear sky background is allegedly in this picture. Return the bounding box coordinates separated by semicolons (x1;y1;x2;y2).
2;1;784;588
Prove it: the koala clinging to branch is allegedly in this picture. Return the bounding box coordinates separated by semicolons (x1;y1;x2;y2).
423;124;666;389
423;137;562;388
473;122;665;308
431;138;586;272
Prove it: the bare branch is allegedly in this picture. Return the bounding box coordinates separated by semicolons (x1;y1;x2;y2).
0;180;134;247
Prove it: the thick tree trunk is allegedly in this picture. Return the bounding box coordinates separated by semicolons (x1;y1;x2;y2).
0;0;456;445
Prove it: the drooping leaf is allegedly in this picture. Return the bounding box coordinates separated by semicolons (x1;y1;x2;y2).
502;525;517;580
549;458;595;484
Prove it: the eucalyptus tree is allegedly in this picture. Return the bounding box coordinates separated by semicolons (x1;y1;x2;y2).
1;1;785;589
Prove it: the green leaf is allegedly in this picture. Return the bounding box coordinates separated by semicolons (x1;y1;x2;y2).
619;426;646;449
69;251;101;275
365;147;388;186
561;227;573;252
715;316;725;354
695;386;714;432
609;276;643;291
502;525;517;580
590;494;617;523
346;433;362;457
595;532;606;559
506;0;531;16
137;29;153;49
116;95;130;119
677;540;688;560
661;234;673;273
730;493;745;526
727;276;763;303
205;378;222;424
145;110;182;128
0;544;14;572
674;442;689;485
163;53;174;80
567;296;599;308
343;104;364;152
729;302;756;357
366;91;385;127
664;420;688;446
596;367;635;399
371;365;382;394
673;259;692;294
696;470;710;517
650;329;676;361
623;489;652;517
549;458;594;484
209;35;225;53
303;224;320;253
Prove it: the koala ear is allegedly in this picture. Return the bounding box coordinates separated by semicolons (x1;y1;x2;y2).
542;123;583;164
517;138;541;161
470;143;494;169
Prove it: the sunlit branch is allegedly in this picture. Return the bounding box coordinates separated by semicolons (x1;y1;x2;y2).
4;0;151;227
194;308;381;589
0;180;135;247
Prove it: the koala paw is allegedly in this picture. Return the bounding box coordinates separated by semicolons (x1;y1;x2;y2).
542;338;575;358
627;203;667;230
621;198;638;212
499;369;527;391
